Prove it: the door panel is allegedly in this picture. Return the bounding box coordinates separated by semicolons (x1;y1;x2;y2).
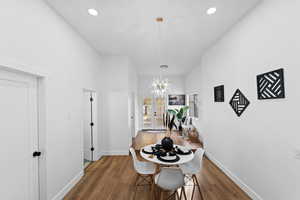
142;97;153;129
0;69;38;200
142;96;166;130
153;97;165;129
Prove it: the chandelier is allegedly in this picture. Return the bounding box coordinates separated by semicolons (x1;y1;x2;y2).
151;17;169;97
152;65;169;97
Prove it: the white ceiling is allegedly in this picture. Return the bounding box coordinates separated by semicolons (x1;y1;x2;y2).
46;0;260;75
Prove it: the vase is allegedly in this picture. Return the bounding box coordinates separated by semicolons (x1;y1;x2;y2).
161;137;174;152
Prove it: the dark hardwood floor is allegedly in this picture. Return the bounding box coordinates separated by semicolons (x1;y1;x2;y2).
64;155;251;200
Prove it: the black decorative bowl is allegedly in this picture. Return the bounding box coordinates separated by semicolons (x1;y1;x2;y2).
161;137;174;152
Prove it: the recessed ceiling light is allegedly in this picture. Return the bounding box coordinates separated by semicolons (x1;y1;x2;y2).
207;7;217;15
88;8;98;16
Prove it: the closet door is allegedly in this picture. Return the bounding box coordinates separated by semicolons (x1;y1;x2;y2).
0;69;39;200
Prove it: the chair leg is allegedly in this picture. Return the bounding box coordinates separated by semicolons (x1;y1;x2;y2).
175;191;180;200
156;186;162;200
133;174;139;200
191;182;196;200
181;187;187;200
150;175;156;200
134;174;155;200
192;175;204;200
179;188;183;200
166;191;176;200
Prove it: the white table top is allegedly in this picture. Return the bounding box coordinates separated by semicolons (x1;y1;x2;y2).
140;144;194;165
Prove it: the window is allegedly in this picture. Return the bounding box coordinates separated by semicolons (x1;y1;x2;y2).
188;94;199;118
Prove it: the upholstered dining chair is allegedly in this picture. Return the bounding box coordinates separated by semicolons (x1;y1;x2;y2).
129;148;156;200
154;167;187;200
179;148;205;200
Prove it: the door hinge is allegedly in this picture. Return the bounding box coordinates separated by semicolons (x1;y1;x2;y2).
90;122;94;126
33;151;41;157
91;147;95;151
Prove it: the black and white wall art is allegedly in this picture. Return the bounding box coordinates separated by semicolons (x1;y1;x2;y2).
214;85;224;102
229;89;250;117
256;68;285;100
168;94;186;105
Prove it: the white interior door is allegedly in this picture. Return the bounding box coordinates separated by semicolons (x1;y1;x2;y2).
153;97;166;130
142;96;166;130
0;69;39;200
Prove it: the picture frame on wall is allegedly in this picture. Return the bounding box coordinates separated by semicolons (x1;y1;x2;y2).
256;68;285;100
214;85;224;102
168;94;186;105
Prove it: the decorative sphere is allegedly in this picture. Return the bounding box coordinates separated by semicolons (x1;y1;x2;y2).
161;137;174;152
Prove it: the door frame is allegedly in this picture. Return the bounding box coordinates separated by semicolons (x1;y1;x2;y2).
141;94;167;130
0;65;46;200
82;89;99;167
129;92;136;138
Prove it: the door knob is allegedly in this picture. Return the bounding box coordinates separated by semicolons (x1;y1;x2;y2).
33;151;41;157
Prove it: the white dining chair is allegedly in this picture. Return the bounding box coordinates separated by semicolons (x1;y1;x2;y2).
155;167;187;200
179;148;205;200
129;148;156;199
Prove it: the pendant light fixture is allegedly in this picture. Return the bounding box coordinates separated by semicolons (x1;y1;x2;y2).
151;17;169;97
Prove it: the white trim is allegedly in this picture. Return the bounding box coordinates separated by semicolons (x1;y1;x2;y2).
205;151;263;200
82;90;99;164
101;150;129;156
51;170;84;200
94;152;103;160
0;57;48;77
0;64;47;200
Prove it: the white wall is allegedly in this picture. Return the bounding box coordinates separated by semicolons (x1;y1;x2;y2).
0;1;104;199
185;0;300;199
98;56;138;155
128;60;139;136
185;66;205;140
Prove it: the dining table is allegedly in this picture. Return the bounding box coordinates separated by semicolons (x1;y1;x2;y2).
132;131;202;199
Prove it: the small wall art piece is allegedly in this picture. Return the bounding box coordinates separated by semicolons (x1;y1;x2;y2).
168;94;186;105
256;68;285;100
229;89;250;117
214;85;224;102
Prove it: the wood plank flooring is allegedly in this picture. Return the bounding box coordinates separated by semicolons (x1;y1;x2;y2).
64;155;251;200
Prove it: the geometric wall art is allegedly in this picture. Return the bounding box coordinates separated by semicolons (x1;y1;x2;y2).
256;68;285;100
214;85;224;102
229;89;250;117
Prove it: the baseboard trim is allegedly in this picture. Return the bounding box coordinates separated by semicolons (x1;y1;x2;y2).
101;150;129;156
94;152;103;161
51;170;84;200
205;151;263;200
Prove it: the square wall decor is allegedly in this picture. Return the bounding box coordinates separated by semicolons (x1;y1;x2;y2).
257;68;285;99
229;89;250;117
214;85;224;102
